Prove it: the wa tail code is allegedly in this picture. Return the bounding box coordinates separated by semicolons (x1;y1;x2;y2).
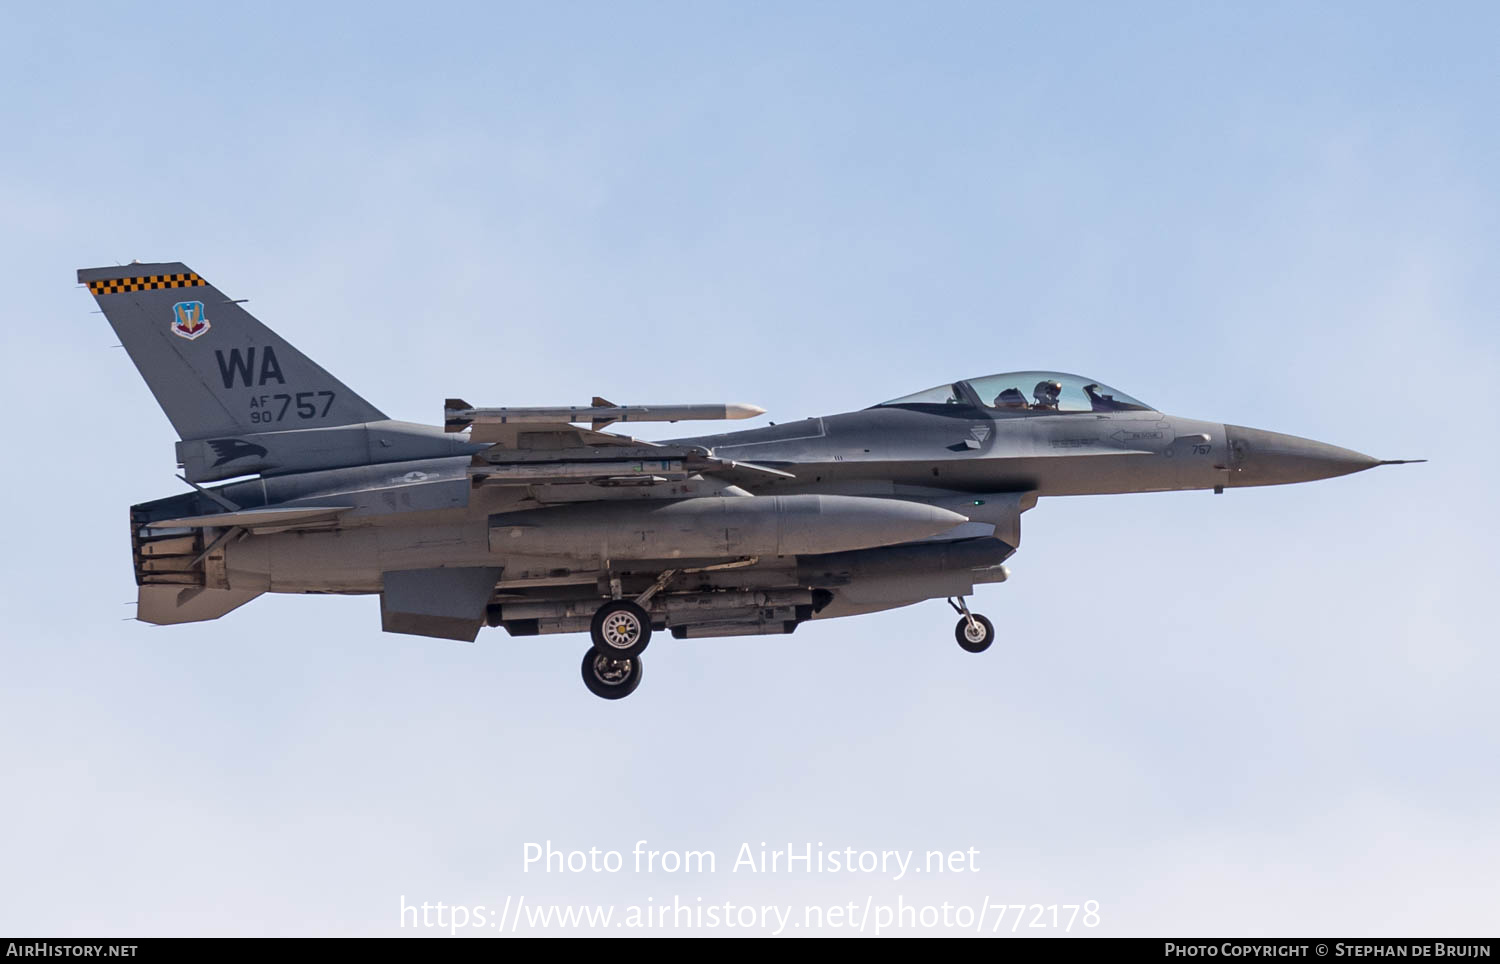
215;346;286;388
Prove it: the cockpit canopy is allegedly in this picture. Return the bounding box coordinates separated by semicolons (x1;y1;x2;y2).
878;371;1153;414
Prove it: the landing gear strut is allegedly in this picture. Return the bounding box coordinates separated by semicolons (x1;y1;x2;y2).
581;648;643;700
948;597;994;653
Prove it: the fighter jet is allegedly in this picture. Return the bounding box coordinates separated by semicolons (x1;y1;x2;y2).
85;262;1421;699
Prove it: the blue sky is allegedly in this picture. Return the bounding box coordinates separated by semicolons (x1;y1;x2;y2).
2;1;1496;936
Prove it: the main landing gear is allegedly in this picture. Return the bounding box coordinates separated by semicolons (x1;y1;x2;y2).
581;648;643;700
583;591;660;700
948;597;995;653
590;599;652;658
580;569;686;700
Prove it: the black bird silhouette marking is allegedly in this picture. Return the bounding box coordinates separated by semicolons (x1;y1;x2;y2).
207;438;269;467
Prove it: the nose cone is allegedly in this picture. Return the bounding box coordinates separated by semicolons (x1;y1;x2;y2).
1225;425;1381;487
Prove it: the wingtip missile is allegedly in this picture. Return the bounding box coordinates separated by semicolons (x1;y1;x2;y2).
444;400;769;430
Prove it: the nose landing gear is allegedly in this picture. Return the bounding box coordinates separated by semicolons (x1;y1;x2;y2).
948;597;994;653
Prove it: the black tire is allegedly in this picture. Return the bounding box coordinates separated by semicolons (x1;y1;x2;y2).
590;600;652;658
955;614;995;653
581;649;643;700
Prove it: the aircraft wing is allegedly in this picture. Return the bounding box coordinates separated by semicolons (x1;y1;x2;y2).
463;421;650;448
445;396;789;493
445;397;764;447
466;445;794;490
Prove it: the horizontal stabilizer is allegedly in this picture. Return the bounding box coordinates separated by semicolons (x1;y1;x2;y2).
146;505;351;532
137;585;263;625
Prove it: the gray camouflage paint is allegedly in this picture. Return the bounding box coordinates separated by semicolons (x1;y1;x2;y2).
86;262;1414;695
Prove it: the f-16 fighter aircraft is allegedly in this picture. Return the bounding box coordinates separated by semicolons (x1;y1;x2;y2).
85;262;1421;699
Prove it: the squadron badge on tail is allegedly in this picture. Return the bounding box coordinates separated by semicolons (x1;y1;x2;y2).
170;300;210;340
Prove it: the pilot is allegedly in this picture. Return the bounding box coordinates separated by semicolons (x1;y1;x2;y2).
993;387;1029;409
1032;379;1062;410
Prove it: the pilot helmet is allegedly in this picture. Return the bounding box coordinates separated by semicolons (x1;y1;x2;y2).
1033;379;1062;407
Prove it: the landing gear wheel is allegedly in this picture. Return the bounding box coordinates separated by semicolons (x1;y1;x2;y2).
955;614;995;653
590;600;652;658
581;649;643;700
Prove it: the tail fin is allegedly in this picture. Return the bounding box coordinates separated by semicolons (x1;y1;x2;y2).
79;262;385;440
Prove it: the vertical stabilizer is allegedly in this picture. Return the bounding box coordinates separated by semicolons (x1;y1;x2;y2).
79;262;385;440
